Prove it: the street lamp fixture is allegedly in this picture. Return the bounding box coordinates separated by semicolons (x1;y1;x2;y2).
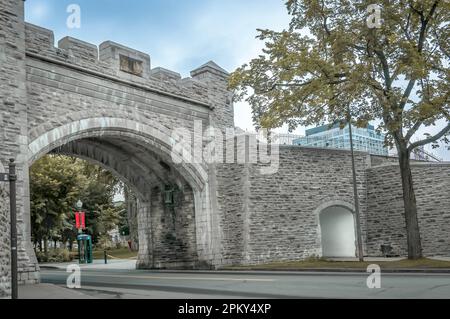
75;200;84;234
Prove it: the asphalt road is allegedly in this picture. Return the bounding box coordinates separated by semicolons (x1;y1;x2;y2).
39;268;450;299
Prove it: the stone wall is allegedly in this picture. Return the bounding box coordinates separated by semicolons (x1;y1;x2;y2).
366;163;450;257
370;155;425;167
370;155;400;167
0;0;40;287
245;146;371;263
124;188;139;251
216;145;371;265
24;23;211;106
0;163;10;297
137;183;198;269
215;147;450;265
215;162;247;264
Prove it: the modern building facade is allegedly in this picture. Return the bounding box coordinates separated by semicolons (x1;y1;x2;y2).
272;133;303;145
293;123;388;156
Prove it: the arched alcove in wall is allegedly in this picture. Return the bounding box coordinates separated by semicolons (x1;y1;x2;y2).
319;205;356;257
314;200;357;258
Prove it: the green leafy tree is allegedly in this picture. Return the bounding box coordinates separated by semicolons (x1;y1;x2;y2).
229;0;450;259
30;155;123;252
30;155;86;255
77;167;121;245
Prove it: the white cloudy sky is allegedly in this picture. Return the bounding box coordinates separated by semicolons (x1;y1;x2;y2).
25;0;449;160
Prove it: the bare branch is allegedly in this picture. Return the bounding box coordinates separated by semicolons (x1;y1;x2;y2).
408;122;450;151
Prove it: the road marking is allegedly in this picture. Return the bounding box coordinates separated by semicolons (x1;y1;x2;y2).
43;271;275;282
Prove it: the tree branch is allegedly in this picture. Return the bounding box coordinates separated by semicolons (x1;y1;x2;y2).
373;48;392;89
399;1;440;111
399;80;417;110
271;77;347;90
320;0;331;36
433;29;450;59
405;121;423;142
408;122;450;151
402;12;412;41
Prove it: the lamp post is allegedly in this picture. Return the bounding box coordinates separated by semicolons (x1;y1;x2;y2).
347;106;364;262
75;200;84;264
1;160;18;299
8;160;18;299
76;200;83;234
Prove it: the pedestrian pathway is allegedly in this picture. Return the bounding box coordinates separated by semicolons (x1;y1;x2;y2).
40;259;137;270
18;283;95;299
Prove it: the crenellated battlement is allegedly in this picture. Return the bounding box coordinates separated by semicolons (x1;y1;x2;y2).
24;22;230;108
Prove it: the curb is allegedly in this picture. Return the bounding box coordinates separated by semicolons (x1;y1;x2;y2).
39;265;60;270
219;268;450;274
38;265;450;274
144;268;450;275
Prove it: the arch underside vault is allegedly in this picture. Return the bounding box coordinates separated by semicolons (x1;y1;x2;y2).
26;120;218;270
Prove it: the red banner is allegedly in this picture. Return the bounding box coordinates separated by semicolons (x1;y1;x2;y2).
80;211;85;229
75;211;86;229
75;212;80;229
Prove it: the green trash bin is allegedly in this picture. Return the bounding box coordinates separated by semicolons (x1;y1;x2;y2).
77;234;93;264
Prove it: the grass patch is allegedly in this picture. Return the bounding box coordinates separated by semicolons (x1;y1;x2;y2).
92;247;138;260
222;258;450;270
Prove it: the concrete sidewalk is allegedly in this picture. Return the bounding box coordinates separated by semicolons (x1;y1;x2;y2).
38;257;450;273
18;283;95;299
430;256;450;262
40;259;137;270
326;257;450;262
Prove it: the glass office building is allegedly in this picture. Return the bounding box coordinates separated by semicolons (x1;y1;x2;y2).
293;123;388;156
272;133;303;145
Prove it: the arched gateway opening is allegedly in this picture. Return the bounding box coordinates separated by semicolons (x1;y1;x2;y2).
25;117;215;270
319;205;356;258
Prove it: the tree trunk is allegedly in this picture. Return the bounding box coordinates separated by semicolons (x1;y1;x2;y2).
44;238;48;258
398;148;423;259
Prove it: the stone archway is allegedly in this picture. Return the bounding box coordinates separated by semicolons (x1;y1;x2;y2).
22;116;219;276
315;200;357;258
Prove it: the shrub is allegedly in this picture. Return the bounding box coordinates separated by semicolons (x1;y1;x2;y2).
35;248;73;263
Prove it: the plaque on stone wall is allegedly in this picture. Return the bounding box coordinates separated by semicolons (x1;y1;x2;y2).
119;54;144;76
